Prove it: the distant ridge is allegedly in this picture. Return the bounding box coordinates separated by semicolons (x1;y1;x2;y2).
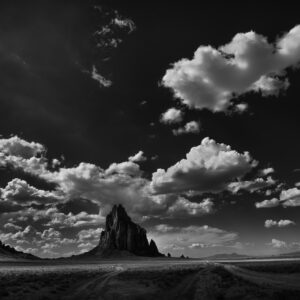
0;240;38;261
204;252;251;260
80;204;164;258
278;251;300;258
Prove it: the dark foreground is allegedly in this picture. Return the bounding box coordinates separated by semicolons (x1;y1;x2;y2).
1;259;300;299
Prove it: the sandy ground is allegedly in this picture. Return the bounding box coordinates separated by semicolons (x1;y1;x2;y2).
0;258;300;299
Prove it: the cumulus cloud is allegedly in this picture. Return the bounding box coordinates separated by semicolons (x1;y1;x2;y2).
0;136;45;158
0;136;49;177
269;238;287;248
0;136;259;220
0;209;103;258
0;178;62;207
255;198;280;208
0;135;266;258
228;176;275;194
128;151;147;162
260;167;275;176
105;161;141;176
166;197;213;217
188;243;205;249
265;219;295;228
4;222;22;231
0;138;210;221
151;137;256;195
160;108;184;124
280;187;300;206
172;121;200;135
258;187;300;209
162;25;300;113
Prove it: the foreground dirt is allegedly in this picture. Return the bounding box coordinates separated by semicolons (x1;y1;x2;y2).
0;259;300;299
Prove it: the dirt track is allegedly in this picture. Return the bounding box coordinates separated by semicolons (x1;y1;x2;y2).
224;264;300;291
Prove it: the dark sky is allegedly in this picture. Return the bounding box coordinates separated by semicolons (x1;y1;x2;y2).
0;0;300;258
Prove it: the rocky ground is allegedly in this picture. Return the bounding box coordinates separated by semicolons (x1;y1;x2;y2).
0;259;300;299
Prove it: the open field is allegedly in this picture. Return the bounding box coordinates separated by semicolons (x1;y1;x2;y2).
0;259;300;299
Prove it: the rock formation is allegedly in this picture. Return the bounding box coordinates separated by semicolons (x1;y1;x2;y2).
0;240;37;260
85;204;164;257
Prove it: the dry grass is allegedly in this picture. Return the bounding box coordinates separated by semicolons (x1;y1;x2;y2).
0;259;299;299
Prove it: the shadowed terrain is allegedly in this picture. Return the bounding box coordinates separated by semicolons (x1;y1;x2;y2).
0;259;300;299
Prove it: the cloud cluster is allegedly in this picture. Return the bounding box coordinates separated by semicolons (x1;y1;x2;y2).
255;198;280;208
162;25;300;113
93;7;136;49
228;176;275;194
0;135;272;257
166;197;213;217
172;121;200;136
149;224;238;254
0;136;45;158
264;219;295;228
0;220;102;258
128;151;147;162
0;136;219;223
0;178;62;207
269;238;287;248
268;239;300;254
160;108;184;124
256;187;300;208
280;187;300;206
151;137;255;194
0;136;50;177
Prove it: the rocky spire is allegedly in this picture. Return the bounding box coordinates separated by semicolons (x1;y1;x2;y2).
87;204;163;257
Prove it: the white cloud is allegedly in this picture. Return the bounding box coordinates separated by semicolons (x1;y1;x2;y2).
234;103;248;113
3;222;22;231
151;137;255;195
91;65;112;88
128;151;147;162
149;225;238;252
265;219;295;228
0;178;63;206
0;136;261;236
0;136;45;158
256;186;300;208
77;228;102;243
105;161;141;176
269;238;287;248
172;121;200;135
160;108;184;124
113;17;136;33
188;243;205;249
45;210;104;229
0;136;49;177
260;167;275;176
255;198;280;208
280;187;300;206
228;176;275;194
40;228;61;240
162;25;300;113
167;197;213;217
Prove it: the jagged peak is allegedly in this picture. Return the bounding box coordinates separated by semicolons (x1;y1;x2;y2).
105;204;131;231
83;204;164;257
110;204;130;220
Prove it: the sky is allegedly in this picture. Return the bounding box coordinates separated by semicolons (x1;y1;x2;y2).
1;0;300;258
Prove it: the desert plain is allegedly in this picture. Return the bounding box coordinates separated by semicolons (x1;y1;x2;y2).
1;258;300;300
